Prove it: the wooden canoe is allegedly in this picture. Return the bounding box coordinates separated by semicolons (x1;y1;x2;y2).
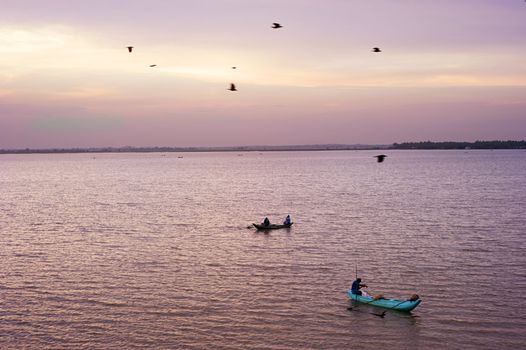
253;223;293;230
348;290;422;312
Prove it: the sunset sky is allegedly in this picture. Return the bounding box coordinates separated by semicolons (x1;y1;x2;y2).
1;0;525;148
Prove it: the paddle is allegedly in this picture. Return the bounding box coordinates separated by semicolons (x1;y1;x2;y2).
363;295;417;313
350;288;386;315
347;305;387;318
372;311;387;318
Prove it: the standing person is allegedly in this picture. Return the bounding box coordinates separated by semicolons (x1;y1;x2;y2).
283;215;291;225
263;217;270;227
350;278;368;295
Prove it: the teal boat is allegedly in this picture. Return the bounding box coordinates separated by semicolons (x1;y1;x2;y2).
348;290;422;312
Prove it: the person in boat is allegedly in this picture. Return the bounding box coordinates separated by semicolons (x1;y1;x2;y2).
350;278;368;296
263;217;270;227
283;215;291;225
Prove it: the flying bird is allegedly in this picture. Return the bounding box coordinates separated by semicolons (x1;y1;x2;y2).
228;83;237;91
372;47;382;52
149;64;157;67
272;23;283;29
232;66;236;69
127;46;134;53
374;155;387;163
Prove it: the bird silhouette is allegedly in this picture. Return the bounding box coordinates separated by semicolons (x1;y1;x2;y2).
272;23;283;29
149;64;157;67
374;155;387;163
127;46;134;53
372;311;387;318
228;83;237;91
372;47;382;52
232;66;237;69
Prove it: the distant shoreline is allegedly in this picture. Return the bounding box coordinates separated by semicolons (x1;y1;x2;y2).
0;140;524;154
0;145;386;154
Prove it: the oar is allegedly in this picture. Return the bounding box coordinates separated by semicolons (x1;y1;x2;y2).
372;311;387;318
347;305;387;318
370;298;419;316
349;290;385;317
352;291;389;316
353;294;389;317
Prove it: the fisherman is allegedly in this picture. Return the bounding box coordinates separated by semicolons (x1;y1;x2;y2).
350;278;368;296
283;215;291;225
263;217;270;227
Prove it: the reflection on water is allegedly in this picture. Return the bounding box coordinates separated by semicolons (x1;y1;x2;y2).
1;150;525;349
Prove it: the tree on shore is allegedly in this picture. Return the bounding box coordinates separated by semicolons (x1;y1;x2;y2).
391;140;526;150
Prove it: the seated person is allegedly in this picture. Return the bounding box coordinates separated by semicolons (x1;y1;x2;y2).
283;215;291;225
350;278;368;295
263;217;270;227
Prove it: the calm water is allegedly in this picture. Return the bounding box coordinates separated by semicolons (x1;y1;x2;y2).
1;150;525;349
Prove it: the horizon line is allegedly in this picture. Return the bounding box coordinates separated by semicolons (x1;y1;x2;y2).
1;140;525;154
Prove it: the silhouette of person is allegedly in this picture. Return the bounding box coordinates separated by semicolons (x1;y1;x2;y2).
350;278;368;296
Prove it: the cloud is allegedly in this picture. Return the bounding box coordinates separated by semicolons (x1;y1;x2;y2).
30;115;123;131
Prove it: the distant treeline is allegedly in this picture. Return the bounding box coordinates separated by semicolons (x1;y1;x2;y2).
391;140;526;150
1;141;525;154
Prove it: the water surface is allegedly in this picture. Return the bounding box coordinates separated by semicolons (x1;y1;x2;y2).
1;150;525;349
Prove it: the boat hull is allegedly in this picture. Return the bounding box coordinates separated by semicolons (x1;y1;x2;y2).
348;290;421;312
253;223;293;230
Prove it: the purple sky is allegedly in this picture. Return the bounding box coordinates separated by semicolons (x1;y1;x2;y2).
0;0;525;148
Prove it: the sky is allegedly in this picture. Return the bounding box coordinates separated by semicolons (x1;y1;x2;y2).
0;0;525;148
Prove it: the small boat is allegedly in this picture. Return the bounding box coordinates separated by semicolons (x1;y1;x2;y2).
348;290;422;312
253;223;293;230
